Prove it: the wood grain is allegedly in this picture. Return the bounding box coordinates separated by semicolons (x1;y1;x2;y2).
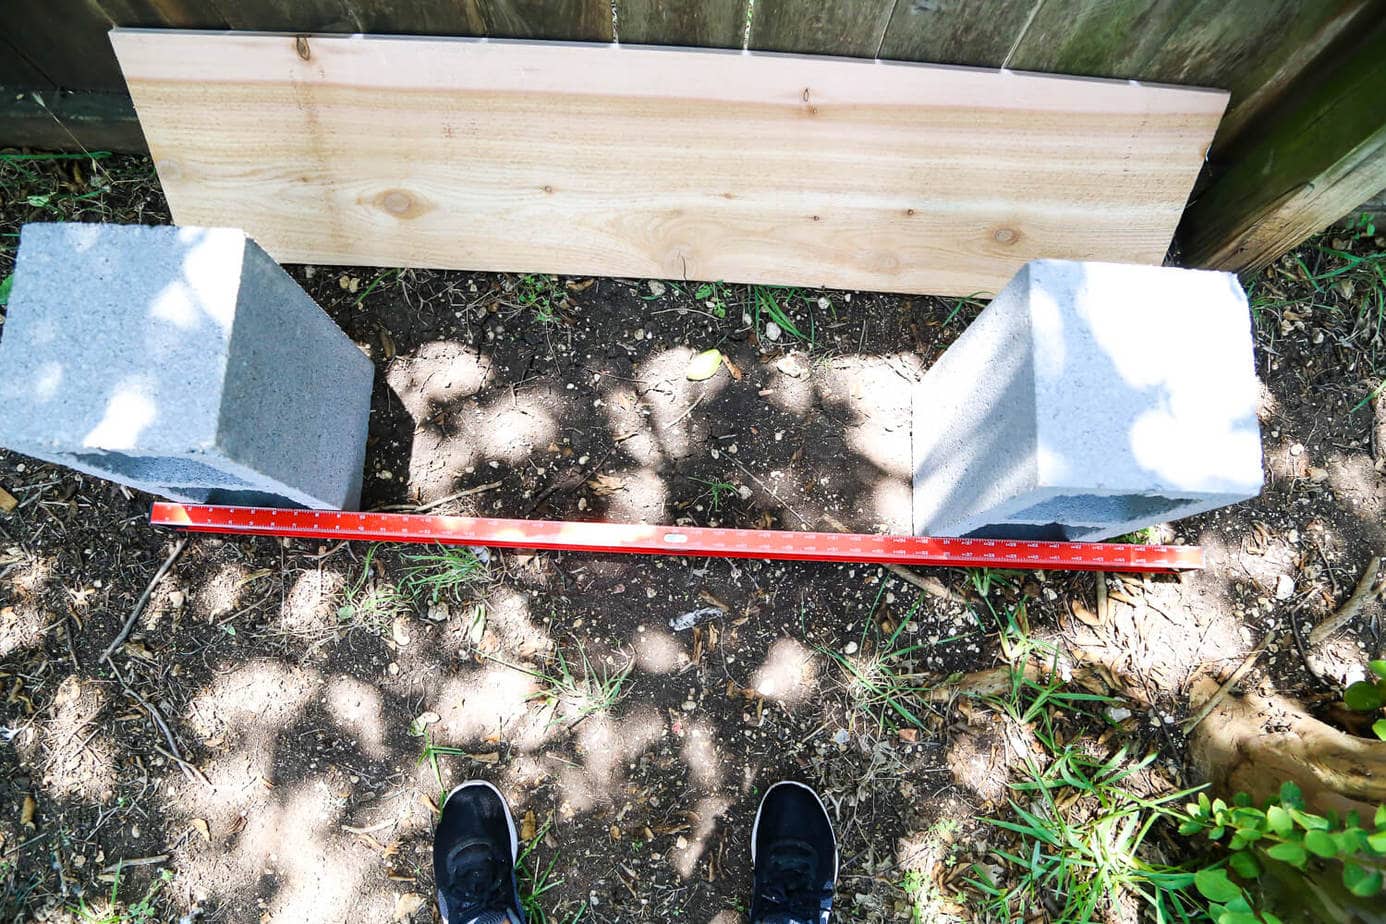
748;0;894;57
618;0;745;48
878;0;1038;67
112;31;1227;296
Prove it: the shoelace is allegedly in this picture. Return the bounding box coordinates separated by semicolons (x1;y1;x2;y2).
756;840;829;923
442;841;511;919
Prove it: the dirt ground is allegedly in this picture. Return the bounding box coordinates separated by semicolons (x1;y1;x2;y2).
0;153;1383;923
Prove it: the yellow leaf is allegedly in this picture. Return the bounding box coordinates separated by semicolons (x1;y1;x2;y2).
520;810;537;843
685;349;724;381
190;817;211;843
20;794;35;829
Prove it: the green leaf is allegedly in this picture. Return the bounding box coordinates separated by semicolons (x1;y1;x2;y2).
1345;680;1385;711
1279;781;1305;810
1228;850;1260;879
1264;841;1308;867
1291;808;1331;831
684;348;724;381
1305;829;1338;858
1373;718;1386;741
1234;792;1252;807
694;284;712;299
1343;863;1384;897
1178;820;1205;836
1367;830;1386;852
0;274;12;306
1337;828;1366;854
1369;660;1386;680
1195;868;1244;903
1266;805;1294;836
1377;804;1386;828
1216;913;1259;924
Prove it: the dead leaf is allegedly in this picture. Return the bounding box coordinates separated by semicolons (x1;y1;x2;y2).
588;473;625;496
609;824;621;840
379;327;396;360
565;278;596;293
723;356;743;380
467;752;500;763
20;795;35;829
0;487;16;514
393;891;426;921
897;728;918;743
190;818;211;843
386;870;416;882
521;810;537;843
685;348;724;381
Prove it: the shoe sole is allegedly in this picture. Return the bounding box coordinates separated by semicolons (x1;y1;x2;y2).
750;780;839;880
441;779;520;861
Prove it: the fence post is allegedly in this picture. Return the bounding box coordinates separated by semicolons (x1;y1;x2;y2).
1176;18;1386;272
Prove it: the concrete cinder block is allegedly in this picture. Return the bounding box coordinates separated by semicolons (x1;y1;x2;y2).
0;223;374;509
912;260;1263;541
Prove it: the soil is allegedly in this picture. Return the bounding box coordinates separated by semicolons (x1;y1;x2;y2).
0;152;1383;923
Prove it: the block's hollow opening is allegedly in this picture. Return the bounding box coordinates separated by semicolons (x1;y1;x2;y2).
68;450;252;489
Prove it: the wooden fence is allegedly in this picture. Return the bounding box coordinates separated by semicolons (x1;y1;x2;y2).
3;0;1386;272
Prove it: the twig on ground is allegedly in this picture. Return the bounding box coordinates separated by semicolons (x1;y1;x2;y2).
524;446;618;516
881;563;968;605
105;659;208;788
99;536;187;663
1095;571;1109;624
1307;555;1383;646
1182;633;1277;734
101;855;169;874
376;480;504;513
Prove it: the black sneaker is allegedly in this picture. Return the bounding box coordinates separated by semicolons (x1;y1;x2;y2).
434;780;526;924
750;781;838;924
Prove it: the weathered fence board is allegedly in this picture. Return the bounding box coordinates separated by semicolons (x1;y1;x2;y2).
480;0;612;40
214;1;355;31
1007;0;1384;151
6;1;126;91
618;0;745;48
1178;17;1386;271
347;1;488;35
877;0;1036;67
748;0;894;57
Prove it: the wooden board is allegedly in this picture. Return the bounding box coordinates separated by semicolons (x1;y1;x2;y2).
111;30;1227;296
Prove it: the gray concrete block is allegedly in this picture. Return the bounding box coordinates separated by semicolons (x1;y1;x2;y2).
912;260;1263;541
0;223;374;509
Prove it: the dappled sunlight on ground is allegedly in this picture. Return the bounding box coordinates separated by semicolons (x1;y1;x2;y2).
557;707;665;815
432;664;544;750
751;637;817;705
39;677;115;803
633;623;686;674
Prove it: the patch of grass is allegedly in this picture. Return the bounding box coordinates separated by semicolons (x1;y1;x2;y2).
820;587;939;733
750;284;813;346
354;267;402;306
1109;527;1154;545
689;475;739;512
417;729;471;809
401;544;491;603
70;868;169;924
494;638;634;728
337;544;410;635
965;567;1017;600
514;273;566;324
519;815;587;924
942;291;990;326
969;747;1205;924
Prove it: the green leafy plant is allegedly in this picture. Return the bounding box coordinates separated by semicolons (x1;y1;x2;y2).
1179;781;1386;916
1343;660;1386;740
401;544;491;603
0;273;12;306
693;281;730;318
515;273;566;324
518;814;587;924
971;747;1205;924
70;868;169;923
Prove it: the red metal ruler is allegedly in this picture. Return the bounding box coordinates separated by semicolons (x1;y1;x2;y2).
150;503;1204;573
